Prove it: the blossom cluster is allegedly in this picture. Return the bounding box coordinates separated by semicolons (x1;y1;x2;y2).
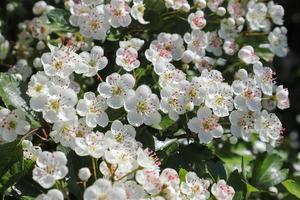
0;0;291;199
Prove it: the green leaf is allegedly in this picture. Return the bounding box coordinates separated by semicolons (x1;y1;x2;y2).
151;116;175;130
0;73;27;109
47;9;78;33
251;153;289;189
206;160;227;180
216;147;254;176
0;73;40;128
228;170;247;199
0;140;23;195
282;179;300;199
246;183;260;193
47;8;70;25
179;168;188;183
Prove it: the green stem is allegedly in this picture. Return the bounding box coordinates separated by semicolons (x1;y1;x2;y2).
92;158;98;180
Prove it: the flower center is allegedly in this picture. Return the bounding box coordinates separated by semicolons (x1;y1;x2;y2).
112;86;123;95
8;120;17;130
90;20;100;30
50;100;60;111
53;60;63;70
136;101;149;114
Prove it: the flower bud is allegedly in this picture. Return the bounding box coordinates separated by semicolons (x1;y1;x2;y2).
216;7;226;16
32;1;47;15
78;168;91;182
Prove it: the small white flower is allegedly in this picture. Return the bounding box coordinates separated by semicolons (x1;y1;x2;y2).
218;18;241;40
205;82;234;117
180;172;210;200
32;151;68;189
116;47;140;71
229;110;258;141
188;10;206;30
160;83;189;121
253;62;274;96
275;85;290;110
227;0;244;18
184;30;208;57
36;189;64;200
131;0;149;24
165;0;190;12
188;106;224;144
78;168;92;182
246;0;270;32
105;120;136;148
108;0;132;28
211;180;235;200
124;85;161;127
27;72;49;97
30;86;78;123
146;33;185;73
50;118;78;148
223;39;239;56
84;179;127;200
78;5;110;40
77;92;109;128
41;46;75;78
194;56;215;72
119;38;145;50
32;1;47;15
207;0;224;12
98;73;135;109
158;63;186;87
22;140;42;161
116;181;146;200
79;46;108;77
268;1;284;25
255;110;282;146
268;27;288;57
232;77;262;111
75;131;107;158
238;45;260;64
0;108;30;143
104;140;139;173
206;31;223;56
135;169;162;195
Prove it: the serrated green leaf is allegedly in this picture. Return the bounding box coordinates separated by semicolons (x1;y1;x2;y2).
0;73;40;128
282;179;300;199
251;153;289;189
0;140;23;195
47;9;78;33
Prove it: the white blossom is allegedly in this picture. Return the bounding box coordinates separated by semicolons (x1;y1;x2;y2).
108;0;132;28
188;106;224;144
77;92;109;128
98;73;135;109
36;189;64;200
211;180;235;200
79;46;108;77
84;179;127;200
32;151;68;189
0;108;30;143
77;5;110;40
188;10;206;30
124;85;161;127
131;0;149;24
238;45;260;64
180;172;210;200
